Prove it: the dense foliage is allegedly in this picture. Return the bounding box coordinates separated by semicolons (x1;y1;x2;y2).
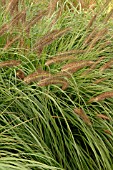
0;0;113;169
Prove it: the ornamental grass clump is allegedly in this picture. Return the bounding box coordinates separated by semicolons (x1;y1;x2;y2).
1;0;113;170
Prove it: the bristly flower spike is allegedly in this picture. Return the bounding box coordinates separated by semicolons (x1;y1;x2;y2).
0;60;21;68
88;91;113;103
74;107;91;125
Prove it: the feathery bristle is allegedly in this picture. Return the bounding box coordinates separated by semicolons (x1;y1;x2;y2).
33;30;60;50
10;10;26;26
37;28;70;47
74;108;91;125
34;28;71;53
56;49;85;56
62;60;94;70
0;60;21;68
0;10;26;37
24;70;51;84
61;60;94;73
88;91;113;103
45;55;76;66
38;77;68;90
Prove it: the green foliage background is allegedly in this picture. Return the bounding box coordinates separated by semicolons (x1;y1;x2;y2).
0;0;113;169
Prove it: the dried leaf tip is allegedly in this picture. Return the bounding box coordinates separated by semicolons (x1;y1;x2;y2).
74;108;91;125
88;91;113;103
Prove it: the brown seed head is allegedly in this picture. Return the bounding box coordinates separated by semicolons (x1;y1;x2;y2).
74;107;91;125
88;91;113;103
38;77;68;90
24;70;51;84
99;59;113;72
16;69;25;80
86;14;97;29
0;60;21;68
61;60;94;72
96;114;110;120
45;55;76;66
104;130;112;135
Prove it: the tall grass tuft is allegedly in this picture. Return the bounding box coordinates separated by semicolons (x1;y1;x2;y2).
0;0;113;170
